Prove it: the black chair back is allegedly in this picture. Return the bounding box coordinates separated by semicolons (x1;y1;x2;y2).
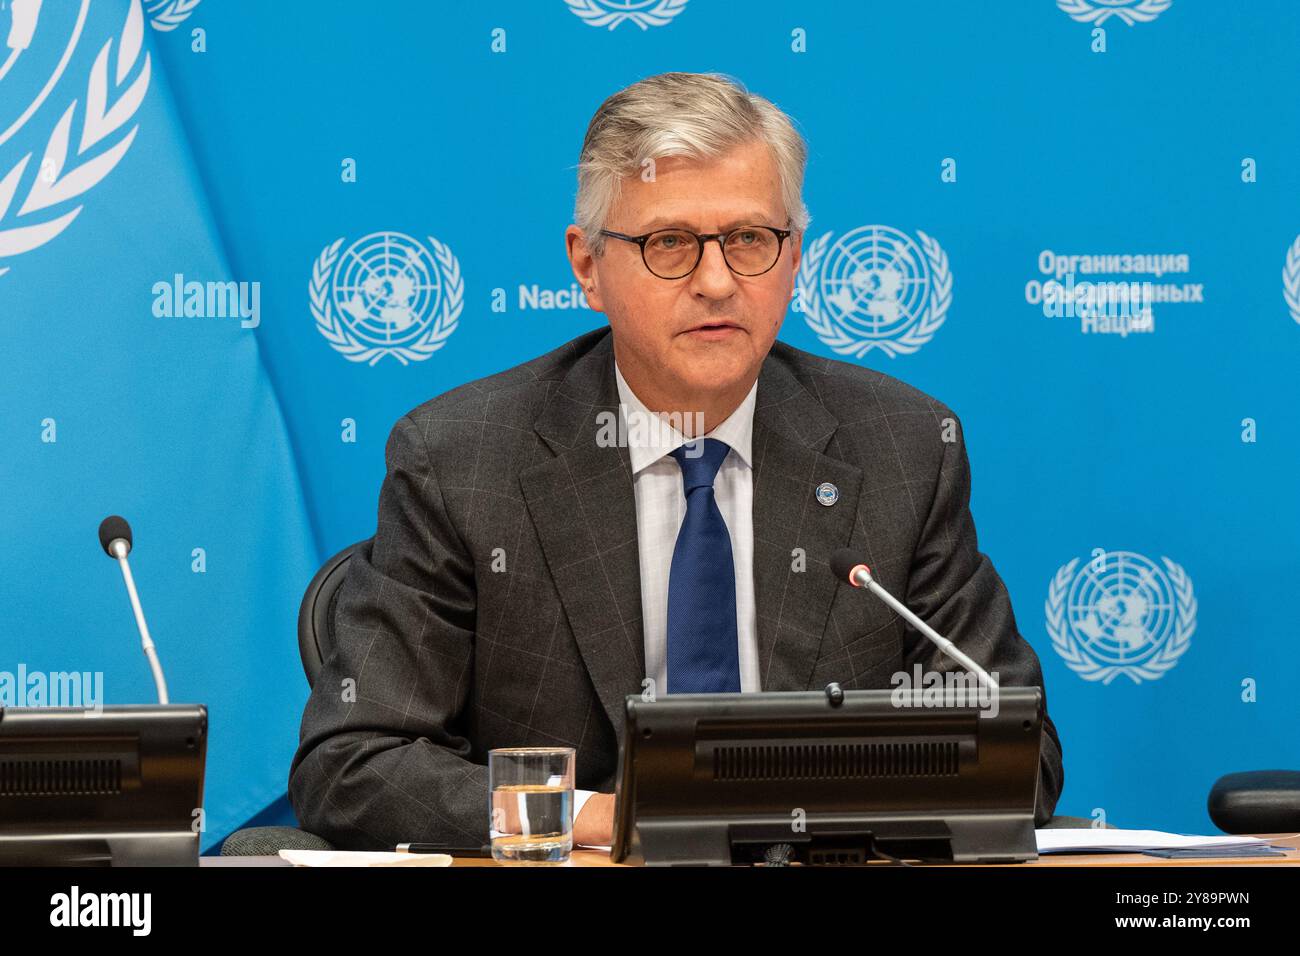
296;540;368;687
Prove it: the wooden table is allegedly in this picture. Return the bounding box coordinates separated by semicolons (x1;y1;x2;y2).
203;833;1300;867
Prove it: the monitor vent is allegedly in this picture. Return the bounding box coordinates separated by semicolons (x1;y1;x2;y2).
711;740;959;781
0;758;123;796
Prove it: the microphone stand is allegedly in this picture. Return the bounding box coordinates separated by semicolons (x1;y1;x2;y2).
108;538;170;705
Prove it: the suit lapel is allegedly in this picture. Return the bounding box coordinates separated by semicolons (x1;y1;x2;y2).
519;333;646;746
750;356;865;691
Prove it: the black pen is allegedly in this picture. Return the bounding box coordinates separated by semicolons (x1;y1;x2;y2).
395;842;493;856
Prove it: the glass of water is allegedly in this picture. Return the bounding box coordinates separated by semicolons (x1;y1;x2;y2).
488;747;575;864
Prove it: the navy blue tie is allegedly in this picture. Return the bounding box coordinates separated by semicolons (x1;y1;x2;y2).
666;437;740;694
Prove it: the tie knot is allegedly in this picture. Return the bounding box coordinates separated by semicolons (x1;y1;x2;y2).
670;437;730;492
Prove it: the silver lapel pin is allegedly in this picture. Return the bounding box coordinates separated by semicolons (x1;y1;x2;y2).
815;481;839;507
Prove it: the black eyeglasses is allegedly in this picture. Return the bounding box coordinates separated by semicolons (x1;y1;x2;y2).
599;224;793;279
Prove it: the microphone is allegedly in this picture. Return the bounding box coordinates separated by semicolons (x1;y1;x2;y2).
830;547;998;692
98;515;170;704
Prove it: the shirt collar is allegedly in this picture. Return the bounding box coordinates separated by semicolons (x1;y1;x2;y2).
614;358;756;475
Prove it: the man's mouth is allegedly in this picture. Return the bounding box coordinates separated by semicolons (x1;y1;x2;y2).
682;321;743;336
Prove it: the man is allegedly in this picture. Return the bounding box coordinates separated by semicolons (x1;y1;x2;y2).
288;72;1064;850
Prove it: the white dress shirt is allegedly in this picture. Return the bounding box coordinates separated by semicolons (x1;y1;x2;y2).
574;360;760;833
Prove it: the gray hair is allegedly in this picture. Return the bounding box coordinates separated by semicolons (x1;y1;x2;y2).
574;72;810;255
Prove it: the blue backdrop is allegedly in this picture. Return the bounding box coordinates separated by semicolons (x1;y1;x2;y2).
2;0;1297;851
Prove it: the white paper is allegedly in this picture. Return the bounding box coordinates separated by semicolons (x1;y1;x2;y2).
1035;828;1272;854
278;849;454;867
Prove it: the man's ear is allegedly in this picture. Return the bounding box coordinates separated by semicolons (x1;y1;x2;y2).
565;225;606;313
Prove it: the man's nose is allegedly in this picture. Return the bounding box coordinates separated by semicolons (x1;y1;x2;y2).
689;238;737;298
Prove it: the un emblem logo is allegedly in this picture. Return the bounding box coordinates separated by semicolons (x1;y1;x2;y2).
144;0;203;31
309;231;463;365
1046;551;1196;685
1057;0;1172;27
797;225;951;358
1283;234;1300;326
0;0;150;279
564;0;689;31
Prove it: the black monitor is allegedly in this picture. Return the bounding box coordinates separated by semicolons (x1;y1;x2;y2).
0;704;207;866
610;685;1043;865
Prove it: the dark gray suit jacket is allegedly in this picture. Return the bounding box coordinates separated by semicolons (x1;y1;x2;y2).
288;325;1064;848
